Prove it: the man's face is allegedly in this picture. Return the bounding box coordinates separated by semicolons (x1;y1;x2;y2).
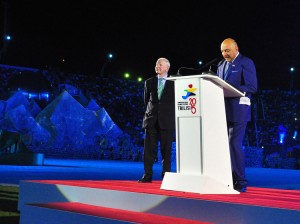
155;60;169;75
221;43;238;62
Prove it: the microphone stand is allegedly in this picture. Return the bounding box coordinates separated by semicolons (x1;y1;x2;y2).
176;58;219;76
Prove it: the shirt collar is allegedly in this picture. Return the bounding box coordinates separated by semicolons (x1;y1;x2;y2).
232;52;239;63
157;74;168;79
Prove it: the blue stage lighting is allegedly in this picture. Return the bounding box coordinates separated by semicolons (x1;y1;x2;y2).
28;93;38;99
279;133;285;144
108;53;113;59
293;130;297;139
278;124;287;144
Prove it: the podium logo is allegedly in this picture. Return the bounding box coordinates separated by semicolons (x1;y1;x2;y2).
177;84;198;114
182;84;197;99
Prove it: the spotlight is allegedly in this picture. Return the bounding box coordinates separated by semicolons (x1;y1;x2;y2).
5;35;11;40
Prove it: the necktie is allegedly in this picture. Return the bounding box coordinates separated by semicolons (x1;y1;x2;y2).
223;62;231;80
157;78;164;100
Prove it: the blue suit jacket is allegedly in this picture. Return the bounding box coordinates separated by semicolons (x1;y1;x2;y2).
217;53;257;122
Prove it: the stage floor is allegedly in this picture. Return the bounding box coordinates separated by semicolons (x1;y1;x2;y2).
2;158;300;223
0;158;299;190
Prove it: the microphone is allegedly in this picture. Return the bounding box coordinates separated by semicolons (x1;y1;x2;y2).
176;58;219;75
200;58;218;72
176;67;197;75
203;58;226;75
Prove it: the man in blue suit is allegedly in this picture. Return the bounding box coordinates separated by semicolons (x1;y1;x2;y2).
217;38;258;192
138;58;175;183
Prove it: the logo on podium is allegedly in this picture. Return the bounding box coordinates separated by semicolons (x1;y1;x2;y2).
177;83;198;115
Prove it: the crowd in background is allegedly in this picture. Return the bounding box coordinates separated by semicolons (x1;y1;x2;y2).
1;64;300;166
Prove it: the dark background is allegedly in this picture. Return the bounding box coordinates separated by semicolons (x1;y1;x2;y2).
1;0;300;89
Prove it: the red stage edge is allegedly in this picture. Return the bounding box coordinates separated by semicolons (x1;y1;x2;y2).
18;180;300;224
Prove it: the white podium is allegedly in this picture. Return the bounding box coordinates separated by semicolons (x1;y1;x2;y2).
161;74;245;194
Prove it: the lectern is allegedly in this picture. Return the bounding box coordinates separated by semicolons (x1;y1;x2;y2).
160;74;245;194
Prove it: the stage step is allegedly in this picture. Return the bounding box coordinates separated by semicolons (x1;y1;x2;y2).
18;180;300;224
20;202;210;224
18;180;215;224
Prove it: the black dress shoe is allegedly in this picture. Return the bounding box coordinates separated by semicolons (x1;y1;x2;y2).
234;183;247;192
233;178;248;193
138;175;152;183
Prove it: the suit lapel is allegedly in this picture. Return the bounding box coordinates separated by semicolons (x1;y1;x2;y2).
224;54;242;80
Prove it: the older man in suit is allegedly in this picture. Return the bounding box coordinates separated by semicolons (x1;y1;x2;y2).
217;38;258;192
138;57;175;183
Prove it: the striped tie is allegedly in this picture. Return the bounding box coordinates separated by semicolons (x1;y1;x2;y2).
157;78;164;100
223;62;231;80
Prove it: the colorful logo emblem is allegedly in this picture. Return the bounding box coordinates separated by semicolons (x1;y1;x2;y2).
182;84;197;99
